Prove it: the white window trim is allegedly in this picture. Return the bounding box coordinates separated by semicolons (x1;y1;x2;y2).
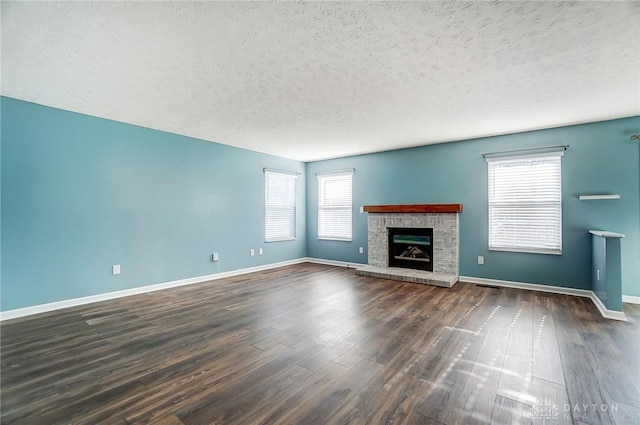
488;247;562;256
487;151;563;255
264;169;297;243
317;170;353;242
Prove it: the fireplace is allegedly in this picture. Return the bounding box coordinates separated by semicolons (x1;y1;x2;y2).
388;227;433;271
356;204;461;288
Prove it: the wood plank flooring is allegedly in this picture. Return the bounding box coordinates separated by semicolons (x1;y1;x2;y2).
1;263;639;425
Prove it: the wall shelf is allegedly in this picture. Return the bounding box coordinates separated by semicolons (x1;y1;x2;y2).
578;195;620;201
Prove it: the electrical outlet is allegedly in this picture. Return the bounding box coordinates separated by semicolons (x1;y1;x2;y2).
212;252;219;262
112;264;121;275
477;256;484;265
359;247;364;254
597;269;600;281
250;249;255;257
259;248;263;255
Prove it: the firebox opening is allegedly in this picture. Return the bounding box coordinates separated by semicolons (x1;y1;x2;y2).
388;227;434;272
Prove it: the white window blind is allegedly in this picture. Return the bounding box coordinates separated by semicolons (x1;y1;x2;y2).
318;171;353;241
265;170;297;242
487;152;563;254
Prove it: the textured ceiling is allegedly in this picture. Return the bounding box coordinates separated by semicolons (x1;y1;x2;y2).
2;1;639;161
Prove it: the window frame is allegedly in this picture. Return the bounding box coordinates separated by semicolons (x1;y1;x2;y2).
487;151;563;255
264;169;297;243
317;170;353;242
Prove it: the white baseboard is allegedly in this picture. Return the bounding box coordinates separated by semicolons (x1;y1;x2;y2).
589;293;628;321
460;276;593;298
2;261;631;322
0;258;308;322
303;257;367;269
460;275;627;321
622;295;640;305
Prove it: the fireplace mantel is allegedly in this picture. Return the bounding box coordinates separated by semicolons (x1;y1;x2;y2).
363;204;462;214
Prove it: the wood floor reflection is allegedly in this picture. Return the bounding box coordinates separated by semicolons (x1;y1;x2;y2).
2;263;639;424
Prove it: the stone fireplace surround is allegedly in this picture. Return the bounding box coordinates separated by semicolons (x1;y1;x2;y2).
355;204;461;288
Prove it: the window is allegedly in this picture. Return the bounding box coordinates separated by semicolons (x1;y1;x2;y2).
264;170;297;242
318;170;353;241
487;151;563;254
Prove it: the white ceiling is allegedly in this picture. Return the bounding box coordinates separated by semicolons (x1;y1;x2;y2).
2;1;639;162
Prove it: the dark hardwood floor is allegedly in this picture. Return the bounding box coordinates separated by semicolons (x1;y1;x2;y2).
1;263;639;425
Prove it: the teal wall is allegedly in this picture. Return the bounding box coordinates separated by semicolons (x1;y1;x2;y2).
1;97;306;311
591;234;624;312
2;96;638;312
306;117;640;296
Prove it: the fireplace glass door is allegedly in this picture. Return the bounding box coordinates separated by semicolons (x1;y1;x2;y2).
388;227;434;271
